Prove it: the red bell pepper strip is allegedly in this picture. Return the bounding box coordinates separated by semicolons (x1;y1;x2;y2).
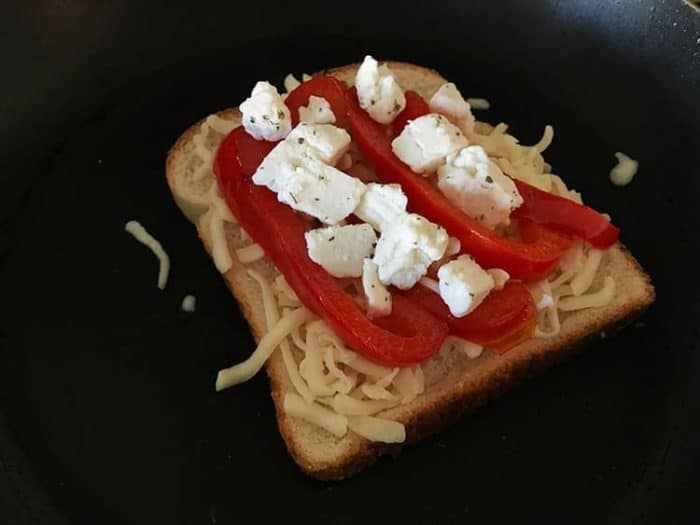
346;87;572;282
402;281;537;354
511;180;619;248
283;76;349;127
214;126;448;366
392;90;430;135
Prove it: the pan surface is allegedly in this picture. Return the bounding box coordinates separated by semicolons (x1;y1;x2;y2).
1;1;699;523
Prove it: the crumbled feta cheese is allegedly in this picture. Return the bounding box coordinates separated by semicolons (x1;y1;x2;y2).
362;259;392;318
429;82;476;136
373;213;448;289
353;183;408;231
437;255;495;317
240;81;291;141
251;141;301;193
289;123;350;165
355;55;406;124
252;123;364;224
437;145;523;229
298;96;336;124
391;113;468;174
305;224;377;278
278;157;367;224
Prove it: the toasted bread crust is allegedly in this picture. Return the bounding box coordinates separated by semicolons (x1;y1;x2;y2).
165;62;655;480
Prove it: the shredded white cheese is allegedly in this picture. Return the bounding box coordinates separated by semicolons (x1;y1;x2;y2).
347;415;406;443
467;98;491;110
236;243;265;264
181;294;196;312
284;393;348;438
559;276;616;311
124;220;170;290
610;152;638;187
215;306;316;391
209;213;233;274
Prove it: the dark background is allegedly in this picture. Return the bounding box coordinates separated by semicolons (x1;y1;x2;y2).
1;1;699;524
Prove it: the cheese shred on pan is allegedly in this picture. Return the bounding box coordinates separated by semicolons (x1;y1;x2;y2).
124;220;170;290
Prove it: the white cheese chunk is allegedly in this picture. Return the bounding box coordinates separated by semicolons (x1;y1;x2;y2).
437;145;523;229
429;82;476;136
278;158;367;224
252;123;362;224
355;55;406;124
289;123;350;165
391;113;468;174
299;96;336;124
240;81;292;141
373;213;448;289
305;224;377;278
362;259;392;318
353;183;408;231
437;255;495;317
251;141;300;194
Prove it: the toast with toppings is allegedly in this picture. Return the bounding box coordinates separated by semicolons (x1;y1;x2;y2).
165;61;654;479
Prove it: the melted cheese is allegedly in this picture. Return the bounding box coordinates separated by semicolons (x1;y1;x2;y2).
124;220;170;290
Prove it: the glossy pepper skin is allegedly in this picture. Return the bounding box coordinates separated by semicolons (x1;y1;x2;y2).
214;125;448;367
346;87;573;282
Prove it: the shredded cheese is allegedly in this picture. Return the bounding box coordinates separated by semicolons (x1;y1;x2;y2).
181;294;196;312
346;415;406;443
209;212;233;274
236;243;265;264
192;115;237;183
467;97;491;110
570;249;604;296
610;152;638;187
331;393;398;416
124;220;170;290
284;393;348;438
559;276;616;312
215;306;316;391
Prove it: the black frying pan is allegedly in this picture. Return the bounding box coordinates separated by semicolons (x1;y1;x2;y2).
1;1;699;523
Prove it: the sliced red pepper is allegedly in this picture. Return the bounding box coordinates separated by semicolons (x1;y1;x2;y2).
392;90;430;135
283;76;349;127
347;88;572;282
214;127;448;366
511;180;620;248
401;281;537;354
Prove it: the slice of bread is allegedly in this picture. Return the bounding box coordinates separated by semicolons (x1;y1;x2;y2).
165;62;655;479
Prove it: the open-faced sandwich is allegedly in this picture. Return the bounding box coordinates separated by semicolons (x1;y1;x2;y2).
166;57;654;479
